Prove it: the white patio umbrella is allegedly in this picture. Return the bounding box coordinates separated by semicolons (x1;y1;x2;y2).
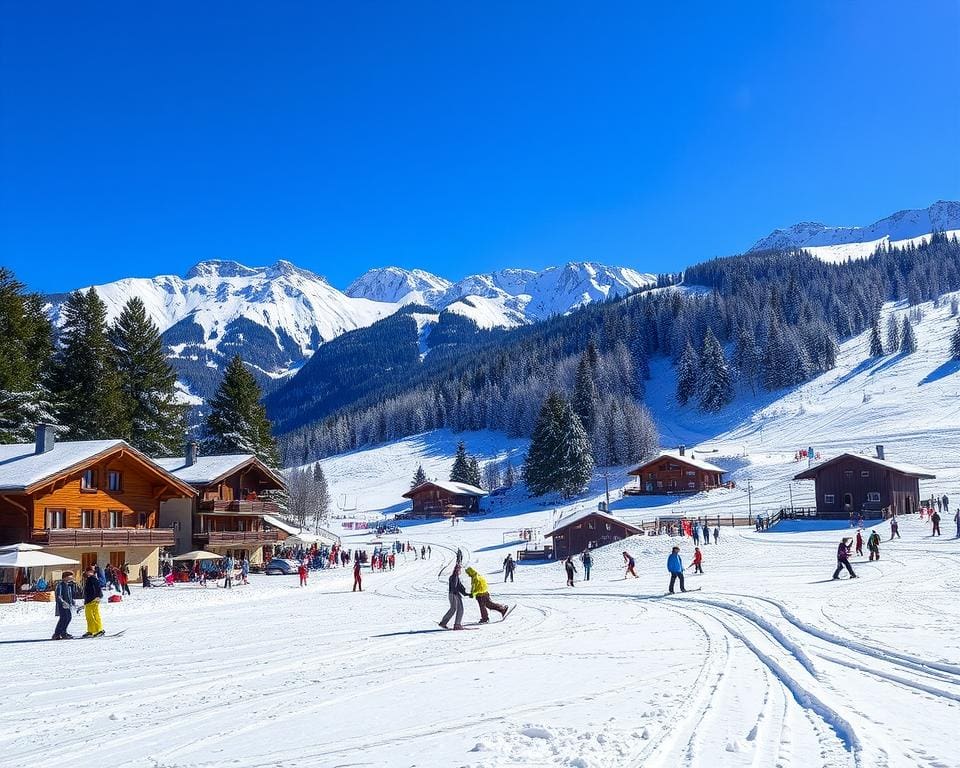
171;551;223;561
0;542;44;552
0;550;79;569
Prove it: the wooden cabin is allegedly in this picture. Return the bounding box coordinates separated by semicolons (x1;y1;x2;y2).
157;444;287;564
545;510;643;559
0;425;195;578
793;446;935;518
402;480;486;518
627;448;725;495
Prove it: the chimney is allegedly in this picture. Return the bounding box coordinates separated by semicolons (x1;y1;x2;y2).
678;445;686;457
185;441;198;467
876;445;885;460
34;424;56;455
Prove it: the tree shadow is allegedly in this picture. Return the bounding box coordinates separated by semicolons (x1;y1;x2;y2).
919;359;960;386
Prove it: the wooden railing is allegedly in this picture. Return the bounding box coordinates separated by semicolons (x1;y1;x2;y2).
198;500;280;515
194;530;281;544
33;528;176;547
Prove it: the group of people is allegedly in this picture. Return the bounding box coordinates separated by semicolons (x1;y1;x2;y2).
52;566;107;640
439;564;510;629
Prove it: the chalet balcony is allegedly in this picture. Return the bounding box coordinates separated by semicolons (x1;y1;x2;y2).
194;530;281;545
33;528;176;548
198;499;280;515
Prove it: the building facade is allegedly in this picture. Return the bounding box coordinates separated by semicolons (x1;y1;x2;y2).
627;449;725;494
402;481;486;517
545;510;642;559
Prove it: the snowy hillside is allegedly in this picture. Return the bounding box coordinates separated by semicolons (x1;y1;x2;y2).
748;200;960;263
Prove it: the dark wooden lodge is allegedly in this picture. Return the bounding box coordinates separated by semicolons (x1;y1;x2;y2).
545;510;643;559
793;446;935;517
402;480;486;518
626;447;725;495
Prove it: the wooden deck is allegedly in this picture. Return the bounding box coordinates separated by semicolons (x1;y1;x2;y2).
194;530;281;545
33;528;176;547
198;500;280;515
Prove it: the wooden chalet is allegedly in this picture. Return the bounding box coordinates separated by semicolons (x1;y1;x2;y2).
156;443;287;564
545;510;643;559
402;480;487;518
792;446;935;517
0;425;195;578
626;448;725;495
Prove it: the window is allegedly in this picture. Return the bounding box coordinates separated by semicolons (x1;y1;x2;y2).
843;470;853;480
656;481;663;488
686;470;696;477
648;472;656;480
108;510;123;528
860;470;870;478
687;481;696;489
81;469;97;491
867;492;881;503
824;494;835;504
107;470;122;492
45;508;66;529
81;510;96;528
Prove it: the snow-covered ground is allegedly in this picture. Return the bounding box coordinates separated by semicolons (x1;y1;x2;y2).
4;297;959;768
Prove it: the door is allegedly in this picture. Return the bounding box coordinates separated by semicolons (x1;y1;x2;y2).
110;551;126;568
81;552;98;572
843;493;853;510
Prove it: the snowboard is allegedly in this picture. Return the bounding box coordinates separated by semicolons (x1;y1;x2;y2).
501;604;517;621
669;588;702;594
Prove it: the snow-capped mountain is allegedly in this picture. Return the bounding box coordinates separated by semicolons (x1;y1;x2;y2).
748;200;960;262
345;267;451;305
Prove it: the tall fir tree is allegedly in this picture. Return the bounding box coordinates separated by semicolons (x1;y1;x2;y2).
899;317;917;354
313;462;331;528
523;392;593;498
571;348;599;435
675;340;699;406
555;396;594;498
50;288;127;440
204;354;279;467
411;464;427;488
449;441;472;483
698;328;734;412
869;317;885;357
886;315;900;354
733;324;760;395
467;456;483;488
108;297;185;455
951;319;960;360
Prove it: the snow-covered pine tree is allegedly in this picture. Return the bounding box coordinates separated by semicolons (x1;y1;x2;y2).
555;396;594;498
502;459;516;489
108;296;186;456
951;319;960;360
313;462;330;529
571;348;598;435
698;328;733;412
899;316;917;354
733;324;760;395
449;441;472;484
482;460;501;492
675;340;699;406
49;288;127;440
523;392;565;496
886;315;900;354
411;464;427;488
869;318;885;357
467;456;482;488
204;354;280;467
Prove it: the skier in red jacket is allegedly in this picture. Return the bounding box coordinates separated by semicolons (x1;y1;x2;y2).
692;547;703;574
298;562;308;587
855;529;864;557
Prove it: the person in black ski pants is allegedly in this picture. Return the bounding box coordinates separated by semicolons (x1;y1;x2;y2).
439;564;468;630
52;571;78;640
564;556;577;586
832;538;857;580
503;554;516;582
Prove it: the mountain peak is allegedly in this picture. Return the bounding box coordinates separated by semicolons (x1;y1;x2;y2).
346;267;451;304
184;260;260;280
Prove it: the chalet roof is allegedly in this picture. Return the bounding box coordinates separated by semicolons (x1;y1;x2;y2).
0;439;196;496
155;454;286;489
402;480;487;499
545;508;643;538
262;514;299;536
627;450;725;476
793;453;936;481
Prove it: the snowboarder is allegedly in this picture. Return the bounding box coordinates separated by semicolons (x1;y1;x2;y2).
713;527;719;544
439;564;468;630
868;530;881;561
52;570;77;640
667;547;686;593
581;549;593;581
352;558;362;592
832;538;857;580
890;516;900;540
855;529;864;557
503;554;515;582
564;556;577;586
82;566;105;637
464;567;508;623
932;510;942;536
691;547;703;574
623;551;638;579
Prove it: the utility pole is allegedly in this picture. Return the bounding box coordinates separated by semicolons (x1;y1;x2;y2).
604;468;611;512
789;482;794;514
747;480;753;519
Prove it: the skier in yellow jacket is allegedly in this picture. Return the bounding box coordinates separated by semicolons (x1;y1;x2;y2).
464;566;509;623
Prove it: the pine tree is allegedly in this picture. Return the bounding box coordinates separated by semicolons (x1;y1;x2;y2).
411;464;427;488
555;396;594;498
523;392;593;498
204;354;279;467
571;348;598;435
899;317;917;354
313;462;330;528
449;440;472;483
951;320;960;360
467;456;483;488
503;460;516;489
886;315;900;354
698;328;733;412
869;318;885;357
675;341;699;406
733;324;760;394
49;288;127;440
109;297;185;455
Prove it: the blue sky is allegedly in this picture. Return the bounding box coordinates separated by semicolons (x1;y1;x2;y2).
1;2;958;293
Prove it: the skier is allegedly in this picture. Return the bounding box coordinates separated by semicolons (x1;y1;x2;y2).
943;494;950;513
692;524;701;546
240;557;250;585
464;567;508;623
623;551;638;579
832;538;857;580
932;510;942;536
82;565;105;637
428;545;432;560
855;529;864;557
701;524;709;545
52;570;77;640
298;561;308;587
439;564;468;630
503;554;515;583
889;516;900;539
868;530;881;561
691;547;703;574
564;556;577;587
667;547;686;593
581;549;593;581
223;554;234;589
421;545;426;560
713;526;719;544
955;510;960;538
456;548;463;565
352;558;362;592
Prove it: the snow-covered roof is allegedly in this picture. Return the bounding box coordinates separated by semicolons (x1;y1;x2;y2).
154;454;285;488
794;453;936;481
0;439;196;495
402;480;487;499
262;514;299;536
545;508;642;538
627;450;725;476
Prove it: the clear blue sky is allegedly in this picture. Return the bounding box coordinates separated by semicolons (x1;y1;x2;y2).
2;1;958;293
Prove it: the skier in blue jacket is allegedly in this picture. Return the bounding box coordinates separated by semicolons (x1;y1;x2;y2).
667;547;686;593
